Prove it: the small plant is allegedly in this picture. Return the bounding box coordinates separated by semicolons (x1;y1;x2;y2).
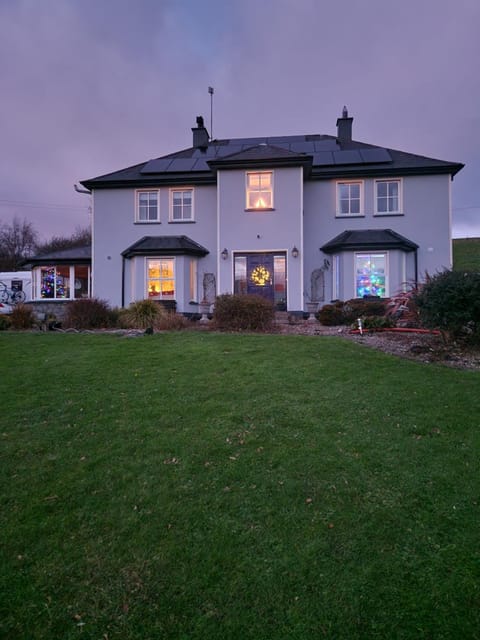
213;294;274;332
360;315;397;330
64;298;114;329
10;304;35;330
120;299;165;330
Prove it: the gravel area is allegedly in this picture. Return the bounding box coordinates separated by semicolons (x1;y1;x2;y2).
277;321;480;371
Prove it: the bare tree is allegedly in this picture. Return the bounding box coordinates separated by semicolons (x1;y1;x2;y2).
35;226;91;256
0;216;38;271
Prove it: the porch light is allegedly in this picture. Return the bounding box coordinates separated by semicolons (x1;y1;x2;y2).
221;248;229;260
291;246;299;258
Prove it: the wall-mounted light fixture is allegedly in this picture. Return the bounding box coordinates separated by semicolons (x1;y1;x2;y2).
221;248;229;260
291;246;299;258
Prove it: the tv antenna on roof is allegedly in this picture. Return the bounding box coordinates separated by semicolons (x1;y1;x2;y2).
208;86;214;140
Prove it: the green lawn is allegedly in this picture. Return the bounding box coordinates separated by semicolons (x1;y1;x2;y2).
453;237;480;271
1;332;479;639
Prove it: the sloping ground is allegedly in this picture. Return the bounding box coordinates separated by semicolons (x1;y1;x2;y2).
453;237;480;271
276;319;480;370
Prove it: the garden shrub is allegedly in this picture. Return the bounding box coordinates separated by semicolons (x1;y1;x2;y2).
317;301;344;326
156;312;190;331
120;299;166;330
360;315;397;330
64;298;114;329
342;298;387;323
317;298;387;326
413;270;480;341
0;314;11;330
10;304;35;330
213;294;274;332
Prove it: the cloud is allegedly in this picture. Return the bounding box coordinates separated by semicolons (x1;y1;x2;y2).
0;0;479;239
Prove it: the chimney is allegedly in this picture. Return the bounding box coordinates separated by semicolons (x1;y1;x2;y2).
336;106;353;144
192;115;210;149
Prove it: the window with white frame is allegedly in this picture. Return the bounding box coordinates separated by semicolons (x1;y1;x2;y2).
246;172;273;210
375;179;402;214
147;258;175;299
170;188;194;221
355;253;387;298
336;181;363;216
136;190;160;222
34;265;90;300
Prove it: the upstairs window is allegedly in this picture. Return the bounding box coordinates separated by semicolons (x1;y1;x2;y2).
375;179;402;214
136;190;160;222
170;189;194;221
336;181;363;216
246;172;273;210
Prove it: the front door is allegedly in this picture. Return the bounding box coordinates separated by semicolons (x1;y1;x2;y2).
234;252;286;308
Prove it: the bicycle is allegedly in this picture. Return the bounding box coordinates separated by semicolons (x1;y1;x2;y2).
0;281;26;304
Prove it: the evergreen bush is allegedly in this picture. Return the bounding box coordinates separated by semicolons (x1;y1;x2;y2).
213;294;274;332
317;302;344;326
414;270;480;341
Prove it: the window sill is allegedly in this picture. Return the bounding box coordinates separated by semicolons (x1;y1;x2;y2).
335;214;365;218
134;221;161;224
245;208;275;212
373;212;404;217
168;220;195;224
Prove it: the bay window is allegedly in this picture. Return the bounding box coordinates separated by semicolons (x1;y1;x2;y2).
355;253;387;298
147;258;175;299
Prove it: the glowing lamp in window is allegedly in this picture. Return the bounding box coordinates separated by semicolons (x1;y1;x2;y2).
246;172;273;209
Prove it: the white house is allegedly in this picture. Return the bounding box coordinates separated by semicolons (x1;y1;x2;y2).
80;109;463;314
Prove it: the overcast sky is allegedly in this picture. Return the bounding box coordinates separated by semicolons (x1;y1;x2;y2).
1;0;479;241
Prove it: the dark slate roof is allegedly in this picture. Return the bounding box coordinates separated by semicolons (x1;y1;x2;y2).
22;245;91;267
122;236;209;259
81;131;464;190
321;229;418;254
207;143;313;171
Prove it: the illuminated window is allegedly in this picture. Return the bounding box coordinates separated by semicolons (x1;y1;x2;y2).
170;189;194;221
136;190;159;222
246;172;273;210
355;253;387;298
375;179;402;214
34;265;90;300
336;181;363;216
147;258;175;299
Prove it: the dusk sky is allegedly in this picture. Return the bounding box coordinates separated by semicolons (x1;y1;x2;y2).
1;0;479;241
